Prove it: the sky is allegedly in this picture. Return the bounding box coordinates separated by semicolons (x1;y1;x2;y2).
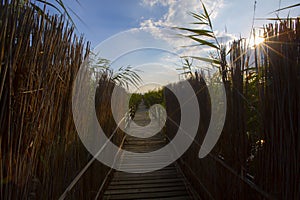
48;0;299;92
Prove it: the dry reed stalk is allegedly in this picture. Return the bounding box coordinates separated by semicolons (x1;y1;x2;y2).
1;1;127;199
165;18;299;200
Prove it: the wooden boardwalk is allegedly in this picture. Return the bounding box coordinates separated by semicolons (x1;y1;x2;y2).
102;103;199;199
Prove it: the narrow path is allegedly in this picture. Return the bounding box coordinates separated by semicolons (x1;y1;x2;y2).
102;102;199;199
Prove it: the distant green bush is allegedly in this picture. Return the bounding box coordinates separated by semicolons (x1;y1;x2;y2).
143;89;165;108
129;93;143;109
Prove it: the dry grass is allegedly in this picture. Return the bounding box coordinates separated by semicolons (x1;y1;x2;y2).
165;18;300;199
0;1;126;199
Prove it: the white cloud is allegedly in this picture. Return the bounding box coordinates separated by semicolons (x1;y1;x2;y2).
140;0;175;7
139;0;227;51
138;0;238;70
140;0;224;28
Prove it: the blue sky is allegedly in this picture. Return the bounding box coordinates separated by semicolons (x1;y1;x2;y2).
60;0;299;46
48;0;299;91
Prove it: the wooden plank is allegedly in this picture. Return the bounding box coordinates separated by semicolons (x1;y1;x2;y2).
107;181;185;190
105;185;188;195
113;167;177;177
101;102;196;199
109;177;185;185
112;173;181;181
112;172;178;180
117;163;174;168
113;173;181;181
139;197;192;200
103;190;189;199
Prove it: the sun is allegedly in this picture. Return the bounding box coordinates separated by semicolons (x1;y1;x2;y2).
254;36;265;46
249;36;265;48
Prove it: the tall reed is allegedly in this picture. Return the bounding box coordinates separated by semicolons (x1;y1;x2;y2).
165;18;300;199
0;1;126;199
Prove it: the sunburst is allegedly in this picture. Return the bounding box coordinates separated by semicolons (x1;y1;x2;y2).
249;36;265;48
